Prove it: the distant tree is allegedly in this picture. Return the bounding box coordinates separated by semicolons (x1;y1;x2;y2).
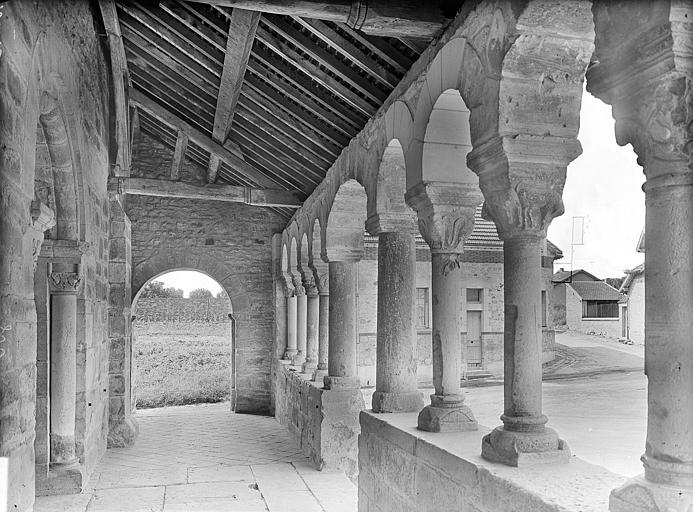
190;288;214;299
605;277;625;290
215;290;226;299
140;280;184;298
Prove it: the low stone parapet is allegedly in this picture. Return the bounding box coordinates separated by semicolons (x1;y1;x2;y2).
359;411;626;511
274;363;363;480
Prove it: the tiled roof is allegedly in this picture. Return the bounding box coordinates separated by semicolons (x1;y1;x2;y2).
552;269;600;283
619;262;645;293
569;280;624;301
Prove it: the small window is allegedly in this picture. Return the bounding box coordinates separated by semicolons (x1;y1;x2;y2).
582;300;619;318
466;288;483;304
416;288;429;328
541;290;547;327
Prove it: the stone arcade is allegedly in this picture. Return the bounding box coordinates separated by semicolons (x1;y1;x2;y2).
0;1;691;511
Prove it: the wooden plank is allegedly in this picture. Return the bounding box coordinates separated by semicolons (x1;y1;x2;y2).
292;17;400;88
212;9;260;143
207;153;221;184
335;23;411;74
99;0;131;176
110;177;304;208
184;0;451;38
256;23;377;117
171;130;188;180
130;88;279;188
262;15;387;105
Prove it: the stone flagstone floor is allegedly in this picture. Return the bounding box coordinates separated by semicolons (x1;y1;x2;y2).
36;403;356;512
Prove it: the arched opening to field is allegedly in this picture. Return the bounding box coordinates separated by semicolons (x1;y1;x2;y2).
132;270;234;409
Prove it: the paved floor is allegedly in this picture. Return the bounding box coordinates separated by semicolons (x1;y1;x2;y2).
35;404;356;512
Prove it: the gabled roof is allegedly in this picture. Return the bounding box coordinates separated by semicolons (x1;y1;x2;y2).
619;262;645;293
546;240;563;260
568;280;624;301
636;229;645;253
552;269;600;283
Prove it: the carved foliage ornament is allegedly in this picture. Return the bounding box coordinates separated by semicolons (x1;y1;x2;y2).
481;184;564;238
303;275;318;296
615;76;692;167
292;275;306;297
417;207;476;256
49;272;82;293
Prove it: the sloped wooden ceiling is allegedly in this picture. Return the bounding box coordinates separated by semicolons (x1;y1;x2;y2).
118;0;451;221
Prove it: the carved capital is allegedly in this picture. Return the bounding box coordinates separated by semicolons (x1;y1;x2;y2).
280;271;295;297
302;274;318;297
405;182;482;254
614;76;692;173
49;272;82;294
468;136;575;239
317;272;329;295
292;275;306;297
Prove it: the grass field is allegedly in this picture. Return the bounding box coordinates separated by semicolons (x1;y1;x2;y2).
133;321;231;409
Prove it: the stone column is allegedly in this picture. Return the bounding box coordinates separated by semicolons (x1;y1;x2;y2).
468;137;575;466
284;294;297;360
293;278;307;366
313;273;329;382
371;231;423;413
587;4;693;505
324;260;360;390
406;182;480;432
48;268;82;466
303;280;319;373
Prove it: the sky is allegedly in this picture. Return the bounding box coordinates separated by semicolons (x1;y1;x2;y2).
546;88;645;279
154;90;645;293
155;270;223;297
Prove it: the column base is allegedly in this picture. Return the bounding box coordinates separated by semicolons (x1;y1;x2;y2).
284;348;298;360
417;394;478;432
610;474;693;512
107;415;139;448
302;360;318;374
481;425;570;467
291;352;306;366
372;390;424;413
36;461;84;496
323;375;360;390
312;368;328;382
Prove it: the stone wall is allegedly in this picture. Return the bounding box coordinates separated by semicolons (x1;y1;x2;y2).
0;1;112;509
565;285;620;339
274;364;363;481
127;131;286;413
625;274;644;344
134;297;232;324
358;411;625;512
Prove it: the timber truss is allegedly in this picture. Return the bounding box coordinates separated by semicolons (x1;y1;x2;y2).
102;0;464;220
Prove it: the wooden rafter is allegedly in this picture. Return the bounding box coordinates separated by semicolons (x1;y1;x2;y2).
208;8;260;183
170;130;188;180
130;88;278;189
109;177;304;208
184;0;455;38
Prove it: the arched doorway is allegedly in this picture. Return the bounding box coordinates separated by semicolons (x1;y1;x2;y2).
131;270;235;410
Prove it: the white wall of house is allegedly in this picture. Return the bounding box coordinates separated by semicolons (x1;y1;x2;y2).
624;274;645;344
565;284;621;338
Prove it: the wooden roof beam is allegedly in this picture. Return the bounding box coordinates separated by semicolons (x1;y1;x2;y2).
209;8;260;183
184;0;459;38
109;177;305;208
130;88;279;189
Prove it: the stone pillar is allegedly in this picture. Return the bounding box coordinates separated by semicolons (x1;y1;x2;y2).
303;283;319;374
107;194;138;448
587;3;693;506
406;182;480;432
468;137;575;466
48;269;81;466
293;279;307;366
371;232;423;413
284;294;298;360
324;261;360;390
313;273;329;382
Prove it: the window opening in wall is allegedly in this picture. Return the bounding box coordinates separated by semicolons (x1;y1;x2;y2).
541;291;547;327
582;300;619;319
133;270;233;409
466;288;483;304
416;288;429;328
